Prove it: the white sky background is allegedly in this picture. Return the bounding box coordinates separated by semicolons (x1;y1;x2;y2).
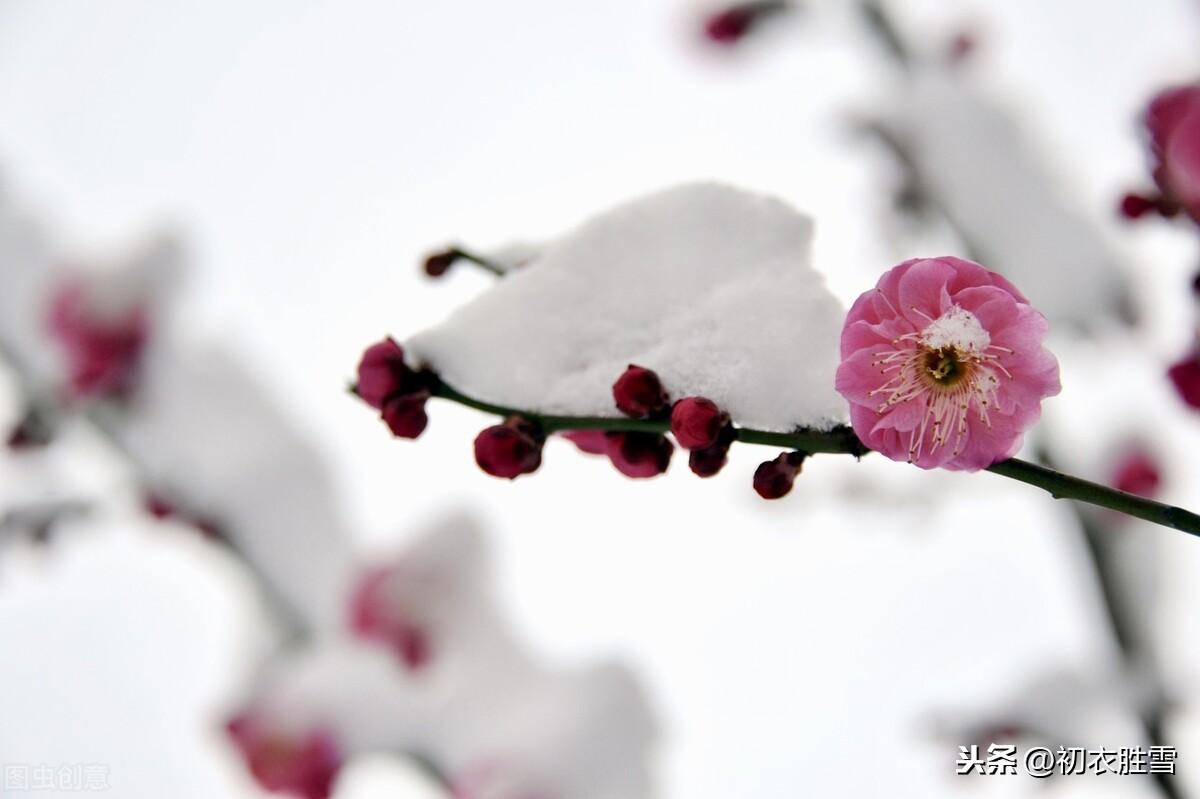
1;1;1200;797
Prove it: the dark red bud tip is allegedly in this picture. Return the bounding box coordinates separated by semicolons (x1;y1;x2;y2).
423;248;461;278
1111;449;1162;499
474;416;544;479
1168;354;1200;409
606;431;674;478
753;451;807;499
703;1;787;46
356;337;414;409
1119;192;1159;220
688;425;736;478
612;364;669;418
705;7;753;43
382;391;430;438
670;397;729;450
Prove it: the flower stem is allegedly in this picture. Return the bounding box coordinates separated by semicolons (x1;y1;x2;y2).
448;246;507;277
429;378;1200;539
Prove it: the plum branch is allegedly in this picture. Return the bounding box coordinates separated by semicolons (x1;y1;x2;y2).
427;376;1200;539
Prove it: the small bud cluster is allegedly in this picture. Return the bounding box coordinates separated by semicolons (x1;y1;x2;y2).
354;338;433;439
353;348;815;498
579;364;807;496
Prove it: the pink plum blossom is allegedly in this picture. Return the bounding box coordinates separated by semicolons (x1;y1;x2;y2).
1146;84;1200;223
836;257;1060;471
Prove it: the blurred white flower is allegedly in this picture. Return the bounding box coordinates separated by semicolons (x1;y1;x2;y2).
226;515;658;799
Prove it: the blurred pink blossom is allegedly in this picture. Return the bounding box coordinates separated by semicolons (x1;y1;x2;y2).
225;710;342;799
46;280;147;399
836;257;1060;470
1146;84;1200;223
1111;447;1163;499
348;566;433;671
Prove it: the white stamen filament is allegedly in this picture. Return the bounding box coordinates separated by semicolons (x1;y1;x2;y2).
867;305;1009;462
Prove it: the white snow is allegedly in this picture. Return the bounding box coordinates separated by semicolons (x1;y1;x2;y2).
882;70;1132;330
920;306;990;353
407;183;849;432
110;339;356;632
888;69;1128;328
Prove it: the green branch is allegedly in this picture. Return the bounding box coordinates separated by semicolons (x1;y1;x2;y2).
429;379;1200;539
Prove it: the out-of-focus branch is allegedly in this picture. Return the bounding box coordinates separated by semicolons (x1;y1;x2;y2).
0;339;309;643
857;0;910;66
1037;447;1182;799
84;402;311;643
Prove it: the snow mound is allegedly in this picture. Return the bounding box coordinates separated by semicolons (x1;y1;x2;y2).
407;183;848;432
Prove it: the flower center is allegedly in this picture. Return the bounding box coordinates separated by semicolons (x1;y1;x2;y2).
867;304;1013;461
924;348;964;385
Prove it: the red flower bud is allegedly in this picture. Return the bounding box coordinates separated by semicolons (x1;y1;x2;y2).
1168;354;1200;409
474;416;544;479
753;451;807;499
1119;192;1159;220
605;432;674;478
356;337;417;409
381;391;430;439
670;397;729;450
423;248;461;278
1111;448;1162;499
688;424;736;478
612;364;669;418
561;429;609;455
